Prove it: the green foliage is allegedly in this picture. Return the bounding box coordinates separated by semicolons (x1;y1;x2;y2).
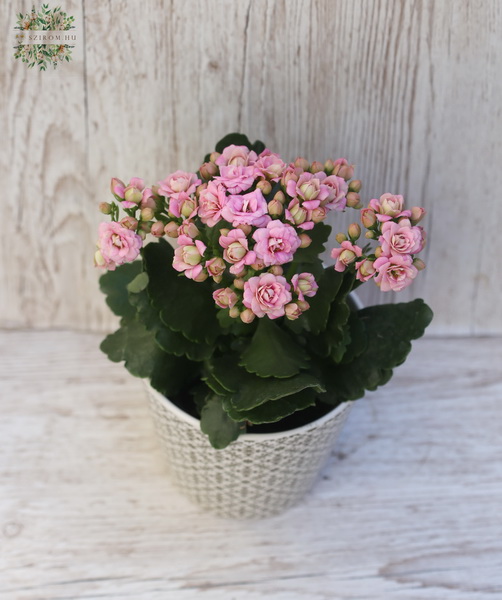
214;133;266;155
200;396;243;449
99;261;142;319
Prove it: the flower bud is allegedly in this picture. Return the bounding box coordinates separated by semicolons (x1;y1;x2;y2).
294;157;310;171
182;245;203;266
335;232;347;244
333;159;354;180
196;183;208;195
349;179;362;193
413;257;426;271
311;206;327;223
150;221;165;237
346;192;360;208
120;216;138;230
289;202;307;225
220;228;230;237
374;246;383;258
299;233;312;248
178;220;200;238
140;207;155;221
310;161;324;173
348;223;361;241
199;161;218;180
139;222;152;233
110;177;125;198
193;269;208;282
269;265;283;276
324;159;335;174
281;170;298;187
206;257;226;279
285;303;302;320
138;229;147;240
180;198;197;219
365;230;376;239
240;309;256;324
250;260;265;271
357;258;376;280
268;199;284;216
94;249;106;267
410;206;426;225
361;208;377;228
297;300;310;311
151;184;161;197
274;190;286;204
99;202;112;215
209;151;220;163
233;224;250;237
164;221;179;238
233;278;245;290
229;306;240;318
232;266;247;278
141;195;157;210
256;179;272;195
124;186;143;205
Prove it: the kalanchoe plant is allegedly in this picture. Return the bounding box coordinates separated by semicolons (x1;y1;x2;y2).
96;133;433;449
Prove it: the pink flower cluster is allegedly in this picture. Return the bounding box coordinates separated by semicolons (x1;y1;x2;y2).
330;193;427;292
95;140;427;321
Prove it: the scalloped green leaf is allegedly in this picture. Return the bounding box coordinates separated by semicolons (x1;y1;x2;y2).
304;267;344;334
200;396;243;449
99;261;143;318
239;318;309;378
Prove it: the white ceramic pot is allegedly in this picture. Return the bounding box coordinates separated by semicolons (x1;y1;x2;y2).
146;384;352;519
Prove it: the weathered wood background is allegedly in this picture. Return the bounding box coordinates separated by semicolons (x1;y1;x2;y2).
1;0;501;335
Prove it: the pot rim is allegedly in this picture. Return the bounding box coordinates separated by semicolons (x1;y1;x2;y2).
145;381;351;443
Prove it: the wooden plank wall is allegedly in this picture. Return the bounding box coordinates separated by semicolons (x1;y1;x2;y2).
1;0;501;335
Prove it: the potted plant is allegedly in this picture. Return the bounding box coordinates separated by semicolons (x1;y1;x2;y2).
95;133;432;518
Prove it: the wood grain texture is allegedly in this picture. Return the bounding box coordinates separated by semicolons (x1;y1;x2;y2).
1;330;501;599
1;1;501;333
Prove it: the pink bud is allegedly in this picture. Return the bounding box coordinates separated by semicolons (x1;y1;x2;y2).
299;234;312;248
139;222;152;233
274;191;286;204
297;300;310;311
250;259;266;271
164;222;179;238
220;228;230;237
346;192;360;208
268;199;284;216
141;196;157;210
124;186;143;205
294;157;310;171
365;230;376;239
178;220;200;238
110;177;125;198
205;257;226;279
94;249;106;267
236;224;252;236
413;257;426;271
335;232;347;244
324;159;335;174
150;221;165;237
348;223;361;241
256;180;272;195
196;183;208;195
229;306;240;318
349;179;362;193
240;309;256;324
374;246;383;258
99;202;112;215
361;208;377;228
410;206;426;225
140;207;154;221
288;202;307;225
209;151;221;163
233;278;245;290
310;161;324;173
120;216;138;230
285;303;302;320
311;206;327;223
269;265;283;276
193;269;208;282
199;161;218;180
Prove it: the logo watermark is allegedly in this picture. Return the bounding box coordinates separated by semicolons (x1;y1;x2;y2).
14;4;76;70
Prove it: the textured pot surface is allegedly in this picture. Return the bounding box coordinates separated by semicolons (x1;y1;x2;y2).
146;384;352;519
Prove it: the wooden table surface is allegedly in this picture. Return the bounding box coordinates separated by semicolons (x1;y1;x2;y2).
1;330;501;599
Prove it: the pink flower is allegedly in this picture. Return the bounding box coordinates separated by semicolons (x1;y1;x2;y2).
198;182;228;227
319;175;348;211
355;258;376;282
215;145;257;167
243;273;292;319
110;177;125;198
291;273;318;301
252;221;301;266
172;240;207;280
169;191;198;219
205;257;226;280
331;241;363;272
219;229;256;275
95;222;142;271
369;193;411;223
158;171;201;198
220;189;270;227
379;219;424;256
373;254;418;292
213;287;238;309
214;165;256;194
286;172;330;209
254;150;287;181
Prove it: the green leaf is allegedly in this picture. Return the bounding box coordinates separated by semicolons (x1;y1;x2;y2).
223;389;317;424
239;318;309;378
210;356;325;411
200;396;242;449
99;261;143;318
293;222;332;264
143;240;220;344
215;132;253;153
155;327;213;362
126;271;149;293
304;267;344;334
100;317;196;397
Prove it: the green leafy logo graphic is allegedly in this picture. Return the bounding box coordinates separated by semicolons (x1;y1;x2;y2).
14;4;75;70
